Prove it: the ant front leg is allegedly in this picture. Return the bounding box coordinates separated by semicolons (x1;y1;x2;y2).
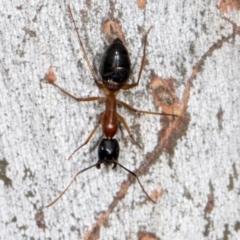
67;113;103;161
117;113;142;149
122;27;152;90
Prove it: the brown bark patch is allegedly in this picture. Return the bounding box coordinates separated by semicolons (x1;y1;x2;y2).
102;19;125;44
137;0;147;9
219;0;240;12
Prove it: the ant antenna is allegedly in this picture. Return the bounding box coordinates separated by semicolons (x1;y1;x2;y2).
113;160;156;203
46;160;156;207
45;162;100;208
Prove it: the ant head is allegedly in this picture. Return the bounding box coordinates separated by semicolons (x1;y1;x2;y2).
97;138;119;169
99;38;131;91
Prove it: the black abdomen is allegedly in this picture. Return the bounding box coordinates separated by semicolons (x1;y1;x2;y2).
99;38;131;91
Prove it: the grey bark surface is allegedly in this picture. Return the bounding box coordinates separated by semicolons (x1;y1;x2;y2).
0;1;240;239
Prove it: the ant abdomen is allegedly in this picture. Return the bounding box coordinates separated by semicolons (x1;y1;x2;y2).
99;38;131;91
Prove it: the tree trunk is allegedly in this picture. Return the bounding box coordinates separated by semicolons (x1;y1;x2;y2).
0;1;239;239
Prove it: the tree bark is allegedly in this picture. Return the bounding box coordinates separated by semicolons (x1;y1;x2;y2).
0;1;239;239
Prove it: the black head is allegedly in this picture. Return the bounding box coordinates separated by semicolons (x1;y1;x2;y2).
99;38;131;91
97;138;119;169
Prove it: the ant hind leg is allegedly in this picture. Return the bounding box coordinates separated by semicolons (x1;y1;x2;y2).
122;27;152;90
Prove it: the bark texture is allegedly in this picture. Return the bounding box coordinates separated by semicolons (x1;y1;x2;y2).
0;1;240;239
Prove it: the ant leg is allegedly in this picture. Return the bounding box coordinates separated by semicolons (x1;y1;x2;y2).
117;99;178;119
68;5;103;89
122;27;152;90
68;113;103;161
47;82;106;103
117;113;142;149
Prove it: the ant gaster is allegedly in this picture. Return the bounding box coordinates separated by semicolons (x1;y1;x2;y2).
45;5;177;207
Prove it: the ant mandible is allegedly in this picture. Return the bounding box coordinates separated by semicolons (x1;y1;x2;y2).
45;5;177;207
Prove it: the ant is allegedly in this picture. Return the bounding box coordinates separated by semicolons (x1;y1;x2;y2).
45;5;177;207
